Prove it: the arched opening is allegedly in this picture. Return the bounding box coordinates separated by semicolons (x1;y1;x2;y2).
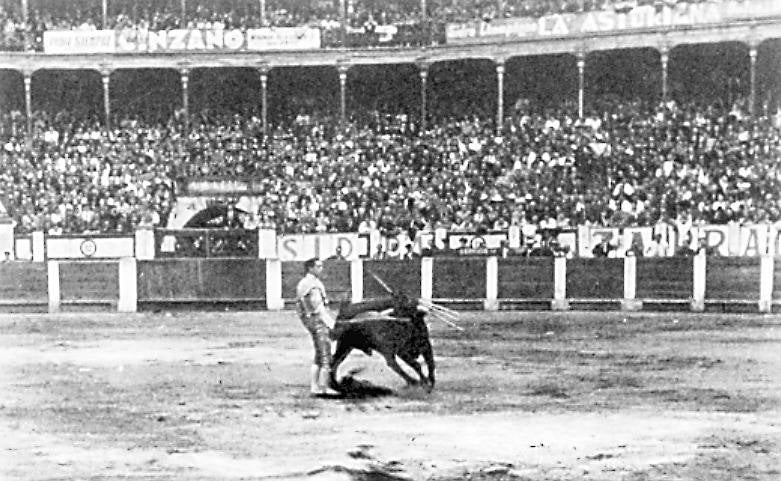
669;42;749;108
110;69;181;122
267;66;340;124
347;63;420;122
584;47;661;109
190;67;261;116
30;69;102;119
429;58;495;122
504;54;577;116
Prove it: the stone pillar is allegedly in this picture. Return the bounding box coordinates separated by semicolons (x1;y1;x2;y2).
23;71;32;135
180;68;189;124
749;45;758;117
47;260;60;313
691;252;706;312
576;52;585;118
419;65;428;132
660;46;669;102
259;66;269;136
485;257;498;311
338;65;348;125
351;259;363;303
101;69;111;130
102;0;108;27
265;259;283;310
622;256;641;311
21;0;29;22
180;0;187;26
421;257;433;300
259;0;266;25
496;60;505;132
118;257;138;313
759;256;773;313
552;256;569;310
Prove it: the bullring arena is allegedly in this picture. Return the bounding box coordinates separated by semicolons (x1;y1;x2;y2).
2;0;781;479
2;257;781;480
2;309;780;481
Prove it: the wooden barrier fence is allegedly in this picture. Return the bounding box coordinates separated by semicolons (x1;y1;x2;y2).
0;255;778;313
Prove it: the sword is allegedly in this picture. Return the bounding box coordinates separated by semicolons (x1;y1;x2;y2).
368;270;394;295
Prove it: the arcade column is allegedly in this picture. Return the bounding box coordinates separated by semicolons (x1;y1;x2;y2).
23;70;32;136
180;68;189;124
660;46;669;103
495;59;505;133
576;52;585;118
338;65;349;125
101;68;112;130
258;65;270;136
419;64;428;132
749;44;758;117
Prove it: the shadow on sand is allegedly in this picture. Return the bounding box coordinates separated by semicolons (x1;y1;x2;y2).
335;370;395;399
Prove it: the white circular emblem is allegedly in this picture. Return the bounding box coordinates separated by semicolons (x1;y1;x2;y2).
80;239;97;257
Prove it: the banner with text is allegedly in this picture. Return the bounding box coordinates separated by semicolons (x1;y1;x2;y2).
46;235;135;259
44;27;320;54
579;223;781;257
447;0;781;44
43;30;116;55
276;233;366;261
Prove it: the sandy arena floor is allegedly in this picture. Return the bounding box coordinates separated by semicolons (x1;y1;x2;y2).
1;310;780;480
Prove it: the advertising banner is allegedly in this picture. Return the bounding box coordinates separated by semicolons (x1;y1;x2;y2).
579;223;781;257
116;28;248;52
446;232;508;249
44;27;321;54
246;27;320;50
43;30;115;54
445;16;538;43
276;233;364;261
46;236;135;259
447;0;781;44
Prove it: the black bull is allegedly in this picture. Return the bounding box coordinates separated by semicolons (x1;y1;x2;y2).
332;294;435;390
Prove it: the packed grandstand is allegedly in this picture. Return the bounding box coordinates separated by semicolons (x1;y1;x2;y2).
0;0;780;245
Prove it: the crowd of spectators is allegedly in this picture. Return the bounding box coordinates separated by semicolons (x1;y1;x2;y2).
0;0;738;51
2;94;780;238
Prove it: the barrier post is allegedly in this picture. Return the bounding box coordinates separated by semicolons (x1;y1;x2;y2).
622;256;641;311
759;255;774;313
485;256;498;311
552;256;569;310
421;257;433;300
117;257;137;313
134;229;155;260
691;253;706;312
351;259;363;303
265;259;283;310
47;260;60;313
32;231;45;262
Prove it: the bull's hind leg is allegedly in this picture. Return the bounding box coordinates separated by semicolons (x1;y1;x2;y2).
421;341;435;389
382;353;419;386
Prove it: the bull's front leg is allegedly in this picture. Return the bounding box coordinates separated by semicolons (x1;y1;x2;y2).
381;353;420;386
397;352;432;391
